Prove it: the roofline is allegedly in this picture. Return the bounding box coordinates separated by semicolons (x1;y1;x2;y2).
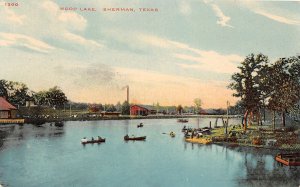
130;105;151;111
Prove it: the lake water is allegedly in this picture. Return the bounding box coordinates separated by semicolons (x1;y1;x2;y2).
0;118;299;187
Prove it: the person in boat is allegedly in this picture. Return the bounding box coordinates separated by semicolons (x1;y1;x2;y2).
125;134;129;139
91;137;94;141
98;136;102;140
81;137;88;143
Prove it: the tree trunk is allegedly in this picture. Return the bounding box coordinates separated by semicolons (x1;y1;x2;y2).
248;111;253;127
273;110;276;130
282;111;286;127
263;99;266;122
243;110;249;131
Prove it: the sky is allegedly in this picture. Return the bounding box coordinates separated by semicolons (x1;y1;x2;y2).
0;0;299;108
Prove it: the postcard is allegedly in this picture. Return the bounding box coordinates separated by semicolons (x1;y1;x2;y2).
0;0;299;187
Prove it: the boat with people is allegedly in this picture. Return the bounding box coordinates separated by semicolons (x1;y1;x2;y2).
182;125;188;132
124;135;146;141
137;123;144;128
178;119;188;123
275;153;300;166
170;131;176;137
81;136;106;144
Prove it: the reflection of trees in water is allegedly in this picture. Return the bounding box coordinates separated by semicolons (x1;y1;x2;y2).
0;125;16;148
32;124;65;138
0;124;65;150
231;146;300;187
124;120;129;135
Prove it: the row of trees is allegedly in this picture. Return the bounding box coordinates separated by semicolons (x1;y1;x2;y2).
229;54;300;129
0;79;68;108
88;101;130;115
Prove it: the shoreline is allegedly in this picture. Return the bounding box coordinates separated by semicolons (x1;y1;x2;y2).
21;114;241;124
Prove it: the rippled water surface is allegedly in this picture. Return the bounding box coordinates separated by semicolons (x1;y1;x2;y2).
0;118;299;187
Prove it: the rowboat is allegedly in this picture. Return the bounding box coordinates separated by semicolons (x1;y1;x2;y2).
81;138;105;144
124;135;146;141
275;153;300;166
170;132;175;137
178;119;188;123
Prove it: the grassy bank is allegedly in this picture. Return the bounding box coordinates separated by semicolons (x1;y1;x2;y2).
185;124;300;151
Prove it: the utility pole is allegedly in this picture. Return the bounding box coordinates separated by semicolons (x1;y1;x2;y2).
69;103;72;117
225;101;230;135
127;86;130;116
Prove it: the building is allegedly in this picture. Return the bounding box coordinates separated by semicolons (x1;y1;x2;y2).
130;105;157;116
0;97;17;119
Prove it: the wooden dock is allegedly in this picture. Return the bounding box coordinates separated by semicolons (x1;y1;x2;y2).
0;119;25;124
186;137;212;144
275;153;300;166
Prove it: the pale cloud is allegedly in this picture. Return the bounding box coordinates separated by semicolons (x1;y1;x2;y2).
58;12;87;31
210;4;233;28
179;0;191;15
254;9;300;25
237;0;300;26
138;33;243;74
0;32;55;53
204;1;233;28
175;51;243;74
40;0;87;31
63;32;104;48
0;6;26;25
137;34;171;49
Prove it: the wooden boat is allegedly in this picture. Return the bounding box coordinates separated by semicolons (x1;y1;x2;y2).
124;135;146;141
275;153;300;166
178;119;188;123
137;123;143;128
81;138;105;144
170;132;175;137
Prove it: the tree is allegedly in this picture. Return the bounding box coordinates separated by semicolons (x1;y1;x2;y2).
177;105;183;114
229;53;269;130
33;86;68;108
121;101;130;115
0;79;31;106
115;102;122;112
88;105;100;113
105;104;116;112
156;102;160;114
0;80;8;98
194;98;202;114
265;57;300;127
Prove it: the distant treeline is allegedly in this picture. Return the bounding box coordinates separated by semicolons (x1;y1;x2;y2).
0;79;240;116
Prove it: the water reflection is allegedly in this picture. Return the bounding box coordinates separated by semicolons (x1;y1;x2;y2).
221;146;300;187
0;123;65;151
0;119;299;187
